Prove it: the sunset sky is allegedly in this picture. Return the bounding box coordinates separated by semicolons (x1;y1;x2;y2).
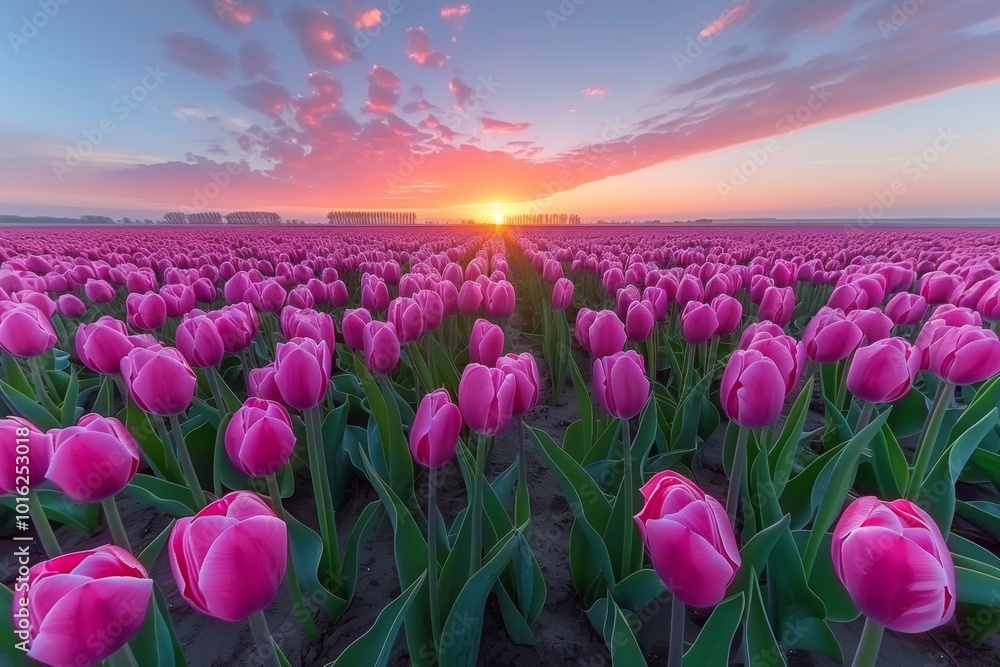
2;0;999;222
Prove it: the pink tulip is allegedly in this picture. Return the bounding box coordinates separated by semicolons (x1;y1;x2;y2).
739;321;785;349
643;286;669;320
342;308;373;351
927;303;981;328
0;303;56;358
927;325;1000;385
55;294;86;318
832;497;955;633
126;292;167;330
574;308;598;351
485;280;516;318
13;545;153;667
273;337;331;410
388;297;424;344
846;337;920;404
363;320;400;374
885;292;927;325
681;301;718;345
721;349;786;429
169;492;287;622
712;294;743;336
0;417;51;494
46;414;140;503
247;363;285;406
802;307;864;363
225;398;296;476
588;310;627;357
76;316;144;375
256;280;287;313
457;280;484;316
210;303;259;353
633;471;740;608
435;279;459;317
287;286;315;310
758;286;796;327
458;363;516;435
496;352;540;416
409;389;463;468
121;345;196;416
470;318;505;367
361;278;390;311
847;308;893;344
192;277;217;303
593;350;649;420
328;280;349;307
625;300;655;342
747;332;803;395
552;278;574;310
84;278;116;303
175;315;226;368
414;289;445;332
280;306;336;351
918;271;964;305
160;284;197;317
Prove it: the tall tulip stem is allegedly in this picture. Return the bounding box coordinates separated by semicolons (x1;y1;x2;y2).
28;356;48;406
206;366;226;418
266;474;319;641
470;432;488;573
620;418;634;577
248;610;281;667
304;406;340;584
855;402;875;434
669;594;685;667
906;382;953;500
851;617;885;667
517;417;527;501
28;491;62;557
167;414;208;509
427;466;442;642
102;496;132;553
726;427;749;528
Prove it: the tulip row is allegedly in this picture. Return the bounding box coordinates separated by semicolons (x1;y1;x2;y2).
2;224;1000;667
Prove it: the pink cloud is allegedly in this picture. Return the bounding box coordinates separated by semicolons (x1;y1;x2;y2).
448;77;475;111
582;87;608;97
404;27;448;67
699;2;751;39
294;72;344;129
230;81;292;117
355;8;382;29
440;4;470;20
420;114;457;143
163;32;236;80
183;0;272;30
481;118;531;135
364;65;402;114
283;6;360;68
239;41;280;81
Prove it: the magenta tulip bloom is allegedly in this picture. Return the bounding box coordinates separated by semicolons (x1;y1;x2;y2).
12;545;153;667
927;325;1000;385
388;297;424;344
885;292;927;326
175;315;226;369
121;345;197;416
273;337;331;410
625;300;656;343
342;308;373;351
169;492;287;623
210;303;258;353
361;278;390;312
496;352;540;416
575;308;598;351
918;271;964;306
0;417;51;494
633;471;740;608
46;414;140;503
457;280;484;316
588;309;627;357
485;280;516;319
409;389;463;468
847;308;893;344
435;280;459;317
846;338;920;404
126;292;167;330
160;284;197;318
256;280;287;313
721;349;786;429
712;294;743;336
76;316;146;375
747;332;803;396
739;321;786;348
225;398;296;476
280;306;336;351
832;497;955;633
0;303;56;358
458;363;516;436
802;307;864;363
55;294;86;318
593;350;650;420
552;278;574;310
363;320;401;375
84;278;116;303
681;301;719;345
470;318;505;367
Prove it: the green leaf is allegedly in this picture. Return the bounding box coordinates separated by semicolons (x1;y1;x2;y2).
727;515;790;596
324;573;426;667
0;379;59;429
745;570;786;667
955;566;1000;608
129;585;187;667
0;489;100;535
125;474;198;517
682;593;745;667
568;353;594;460
950;374;1000;445
769;375;814;496
0;352;33;396
59;368;79;426
917;408;999;535
611;569;666;611
138;520;176;572
871;423;909;498
955;501;1000;540
284;512;348;619
123;400;184;484
94;375;115;417
792;531;859;622
886;386;930;438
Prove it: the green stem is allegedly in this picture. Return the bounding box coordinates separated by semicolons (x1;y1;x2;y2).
620;418;634;578
266;474;319;641
470;432;488;572
248;610;281;667
906;382;953;499
101;497;132;553
517;417;527;502
206;366;226;418
851;617;885;667
305;406;341;583
105;644;140;667
726;427;749;528
28;492;62;557
427;466;442;643
669;595;685;667
855;402;875;434
681;342;695;398
167;415;208;509
28;357;48;407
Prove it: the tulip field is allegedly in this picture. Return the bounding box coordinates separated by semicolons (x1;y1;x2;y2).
4;223;1000;667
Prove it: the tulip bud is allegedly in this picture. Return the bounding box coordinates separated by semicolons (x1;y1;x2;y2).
588;310;627;357
720;349;786;429
414;289;445;332
458;363;515;435
85;279;116;304
485;280;516;319
846;337;920;404
55;294;87;318
280;307;336;351
747;332;803;396
0;303;56;358
593;350;649;420
0;417;51;494
832;497;955;633
121;345;197;416
226;398;296;476
927;324;1000;385
388;297;424;344
711;294;743;336
127;292;168;330
160;284;197;317
574;308;598;351
758;286;796;327
470;318;505;367
496;352;540;416
15;545;153;666
273;337;332;410
46;414;140;503
681;301;719;345
457;280;484;316
847;308;893;344
342;308;373;351
363;320;401;375
175;315;226;369
885;292;927;326
552;278;574;310
802;307;864;363
633;471;740;607
410;389;463;468
169;492;287;622
625;300;655;342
